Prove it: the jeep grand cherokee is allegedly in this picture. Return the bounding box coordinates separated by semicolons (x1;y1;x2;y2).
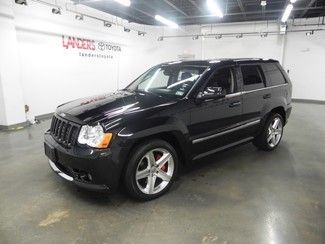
44;59;292;200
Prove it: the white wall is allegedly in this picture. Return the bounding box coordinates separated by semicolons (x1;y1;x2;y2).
0;0;26;126
283;23;325;101
11;1;202;119
13;1;153;118
201;22;284;61
0;0;324;126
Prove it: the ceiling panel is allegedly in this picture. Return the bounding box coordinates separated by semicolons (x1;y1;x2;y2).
73;0;325;25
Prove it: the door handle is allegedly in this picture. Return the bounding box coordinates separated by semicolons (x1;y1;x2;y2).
263;93;271;99
229;101;241;107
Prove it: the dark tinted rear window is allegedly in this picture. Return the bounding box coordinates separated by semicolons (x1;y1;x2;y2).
263;63;287;86
241;65;264;85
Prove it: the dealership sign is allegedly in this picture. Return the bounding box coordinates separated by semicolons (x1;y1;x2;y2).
61;35;121;59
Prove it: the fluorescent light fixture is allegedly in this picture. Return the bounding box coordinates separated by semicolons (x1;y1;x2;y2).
155;15;179;28
138;31;146;36
260;32;268;37
157;36;164;41
281;4;293;22
113;0;131;7
192;35;199;40
236;33;243;38
261;1;267;6
305;30;314;36
207;0;223;18
215;34;222;39
75;14;83;20
52;7;61;15
124;27;131;32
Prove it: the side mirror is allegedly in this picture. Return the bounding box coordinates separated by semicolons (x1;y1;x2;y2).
196;86;226;102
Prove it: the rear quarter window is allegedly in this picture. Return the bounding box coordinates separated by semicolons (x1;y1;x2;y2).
262;63;287;86
241;64;266;91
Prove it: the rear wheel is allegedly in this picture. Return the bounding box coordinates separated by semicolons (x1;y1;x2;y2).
253;113;284;151
124;139;178;201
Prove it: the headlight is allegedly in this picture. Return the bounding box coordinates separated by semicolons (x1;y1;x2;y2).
77;124;113;149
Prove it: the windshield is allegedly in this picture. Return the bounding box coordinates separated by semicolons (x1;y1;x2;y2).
125;64;208;98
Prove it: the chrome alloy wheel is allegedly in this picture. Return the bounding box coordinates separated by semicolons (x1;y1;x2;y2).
135;148;174;195
267;117;283;148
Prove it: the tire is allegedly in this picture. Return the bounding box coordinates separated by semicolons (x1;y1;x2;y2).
124;139;179;201
253;113;284;151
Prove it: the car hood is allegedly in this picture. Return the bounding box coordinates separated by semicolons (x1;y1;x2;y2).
56;90;178;124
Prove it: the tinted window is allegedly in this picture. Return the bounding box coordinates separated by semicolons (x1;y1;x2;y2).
206;67;235;94
263;63;287;86
241;65;264;85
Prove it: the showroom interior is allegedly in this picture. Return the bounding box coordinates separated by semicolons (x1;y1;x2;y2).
0;0;324;243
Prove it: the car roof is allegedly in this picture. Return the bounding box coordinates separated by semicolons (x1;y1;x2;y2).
160;58;279;67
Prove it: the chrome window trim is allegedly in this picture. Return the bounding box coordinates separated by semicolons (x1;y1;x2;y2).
189;83;288;100
225;92;242;98
192;119;261;144
242;83;288;94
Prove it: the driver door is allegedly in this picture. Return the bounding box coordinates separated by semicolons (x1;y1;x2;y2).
188;66;243;157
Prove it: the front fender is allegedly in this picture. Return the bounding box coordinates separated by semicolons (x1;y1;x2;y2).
116;116;191;161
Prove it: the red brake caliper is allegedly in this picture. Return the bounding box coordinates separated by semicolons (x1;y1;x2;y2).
155;153;168;172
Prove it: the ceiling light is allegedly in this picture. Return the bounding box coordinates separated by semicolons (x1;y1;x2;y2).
305;30;314;36
52;7;61;15
155;15;179;28
236;34;243;38
281;4;293;23
261;1;267;6
207;0;223;18
260;32;268;37
75;14;83;20
138;31;146;36
113;0;131;7
15;0;27;5
104;21;112;27
290;0;296;3
215;34;222;39
192;35;199;40
124;27;131;32
157;36;164;41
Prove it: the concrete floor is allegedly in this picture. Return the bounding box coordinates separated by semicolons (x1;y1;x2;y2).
0;103;324;244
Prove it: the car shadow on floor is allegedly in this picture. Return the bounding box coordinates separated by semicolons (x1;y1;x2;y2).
59;140;296;206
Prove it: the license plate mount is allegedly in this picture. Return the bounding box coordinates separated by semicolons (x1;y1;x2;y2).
44;142;57;163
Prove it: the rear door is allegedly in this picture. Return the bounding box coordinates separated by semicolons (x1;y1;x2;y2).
262;62;291;105
239;63;268;136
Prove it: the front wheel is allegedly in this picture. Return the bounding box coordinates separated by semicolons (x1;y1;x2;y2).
253;113;284;151
124;139;178;201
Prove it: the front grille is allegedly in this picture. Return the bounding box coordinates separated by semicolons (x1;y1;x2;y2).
50;115;80;147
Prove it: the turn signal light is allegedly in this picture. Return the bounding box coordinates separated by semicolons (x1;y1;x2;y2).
97;133;113;149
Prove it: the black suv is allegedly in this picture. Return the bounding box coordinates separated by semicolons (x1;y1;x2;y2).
44;59;292;200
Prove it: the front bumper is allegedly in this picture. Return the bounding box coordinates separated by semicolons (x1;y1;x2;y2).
48;159;109;190
44;131;126;191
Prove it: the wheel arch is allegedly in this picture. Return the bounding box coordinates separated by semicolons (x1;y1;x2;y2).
270;106;286;124
118;130;189;185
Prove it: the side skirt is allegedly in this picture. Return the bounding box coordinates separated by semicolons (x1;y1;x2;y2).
192;137;254;160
